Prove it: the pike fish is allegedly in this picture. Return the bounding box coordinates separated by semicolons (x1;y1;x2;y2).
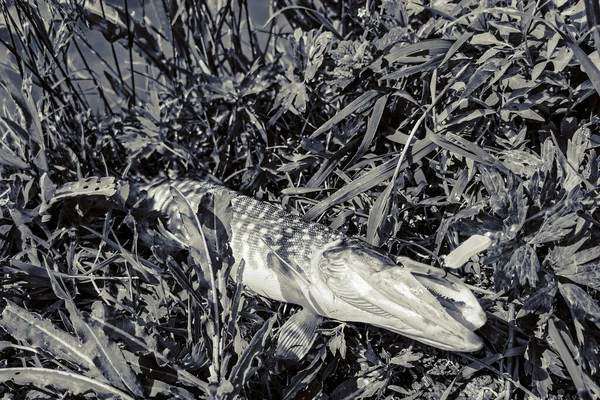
140;179;487;354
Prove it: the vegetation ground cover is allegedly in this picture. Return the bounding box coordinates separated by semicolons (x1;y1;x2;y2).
0;0;599;398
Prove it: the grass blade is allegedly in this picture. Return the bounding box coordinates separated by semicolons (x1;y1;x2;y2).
310;90;378;138
547;319;590;398
304;139;436;220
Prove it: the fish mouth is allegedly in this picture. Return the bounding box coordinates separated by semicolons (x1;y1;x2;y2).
311;242;486;352
394;256;487;331
372;265;486;352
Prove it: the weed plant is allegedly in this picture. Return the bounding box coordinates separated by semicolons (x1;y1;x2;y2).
0;0;599;398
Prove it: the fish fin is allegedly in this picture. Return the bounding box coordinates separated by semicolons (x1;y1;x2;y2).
275;309;323;361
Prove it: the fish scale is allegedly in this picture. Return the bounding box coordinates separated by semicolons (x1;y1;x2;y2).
142;179;344;303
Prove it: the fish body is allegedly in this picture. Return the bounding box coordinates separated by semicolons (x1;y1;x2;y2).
141;179;487;352
142;179;342;304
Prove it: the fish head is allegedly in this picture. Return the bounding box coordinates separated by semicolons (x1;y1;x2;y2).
311;239;486;352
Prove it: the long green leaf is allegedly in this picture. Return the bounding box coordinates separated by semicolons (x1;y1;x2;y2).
547;319;589;397
439;32;473;67
478;7;600;97
426;131;498;167
348;94;388;166
379;54;444;81
310;90;378;138
382;39;453;66
0;301;95;372
225;315;276;396
0;368;135;400
90;312;210;392
65;301;143;397
304;139;436;220
168;187;222;381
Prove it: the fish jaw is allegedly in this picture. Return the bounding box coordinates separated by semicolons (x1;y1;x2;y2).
394;256;487;331
410;272;487;332
309;240;486;352
370;267;486;352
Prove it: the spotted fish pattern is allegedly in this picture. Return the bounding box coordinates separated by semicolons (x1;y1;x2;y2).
141;179;345;303
52;177;487;352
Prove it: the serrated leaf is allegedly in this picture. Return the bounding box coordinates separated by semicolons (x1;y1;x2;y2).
0;368;135;400
118;132;161;155
559;283;600;329
529;213;579;245
520;275;557;315
281;347;328;399
90;304;210;391
227;315;275;396
331;369;387;399
0;301;96;372
507;182;529;234
524;341;554;398
546;237;588;268
564;127;590;190
500;244;540;290
500;149;544;177
549;240;600;289
557;261;600;290
389;348;422;368
480;167;507;209
5;81;48;172
328;328;347;359
65;301;143;396
305;31;333;80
